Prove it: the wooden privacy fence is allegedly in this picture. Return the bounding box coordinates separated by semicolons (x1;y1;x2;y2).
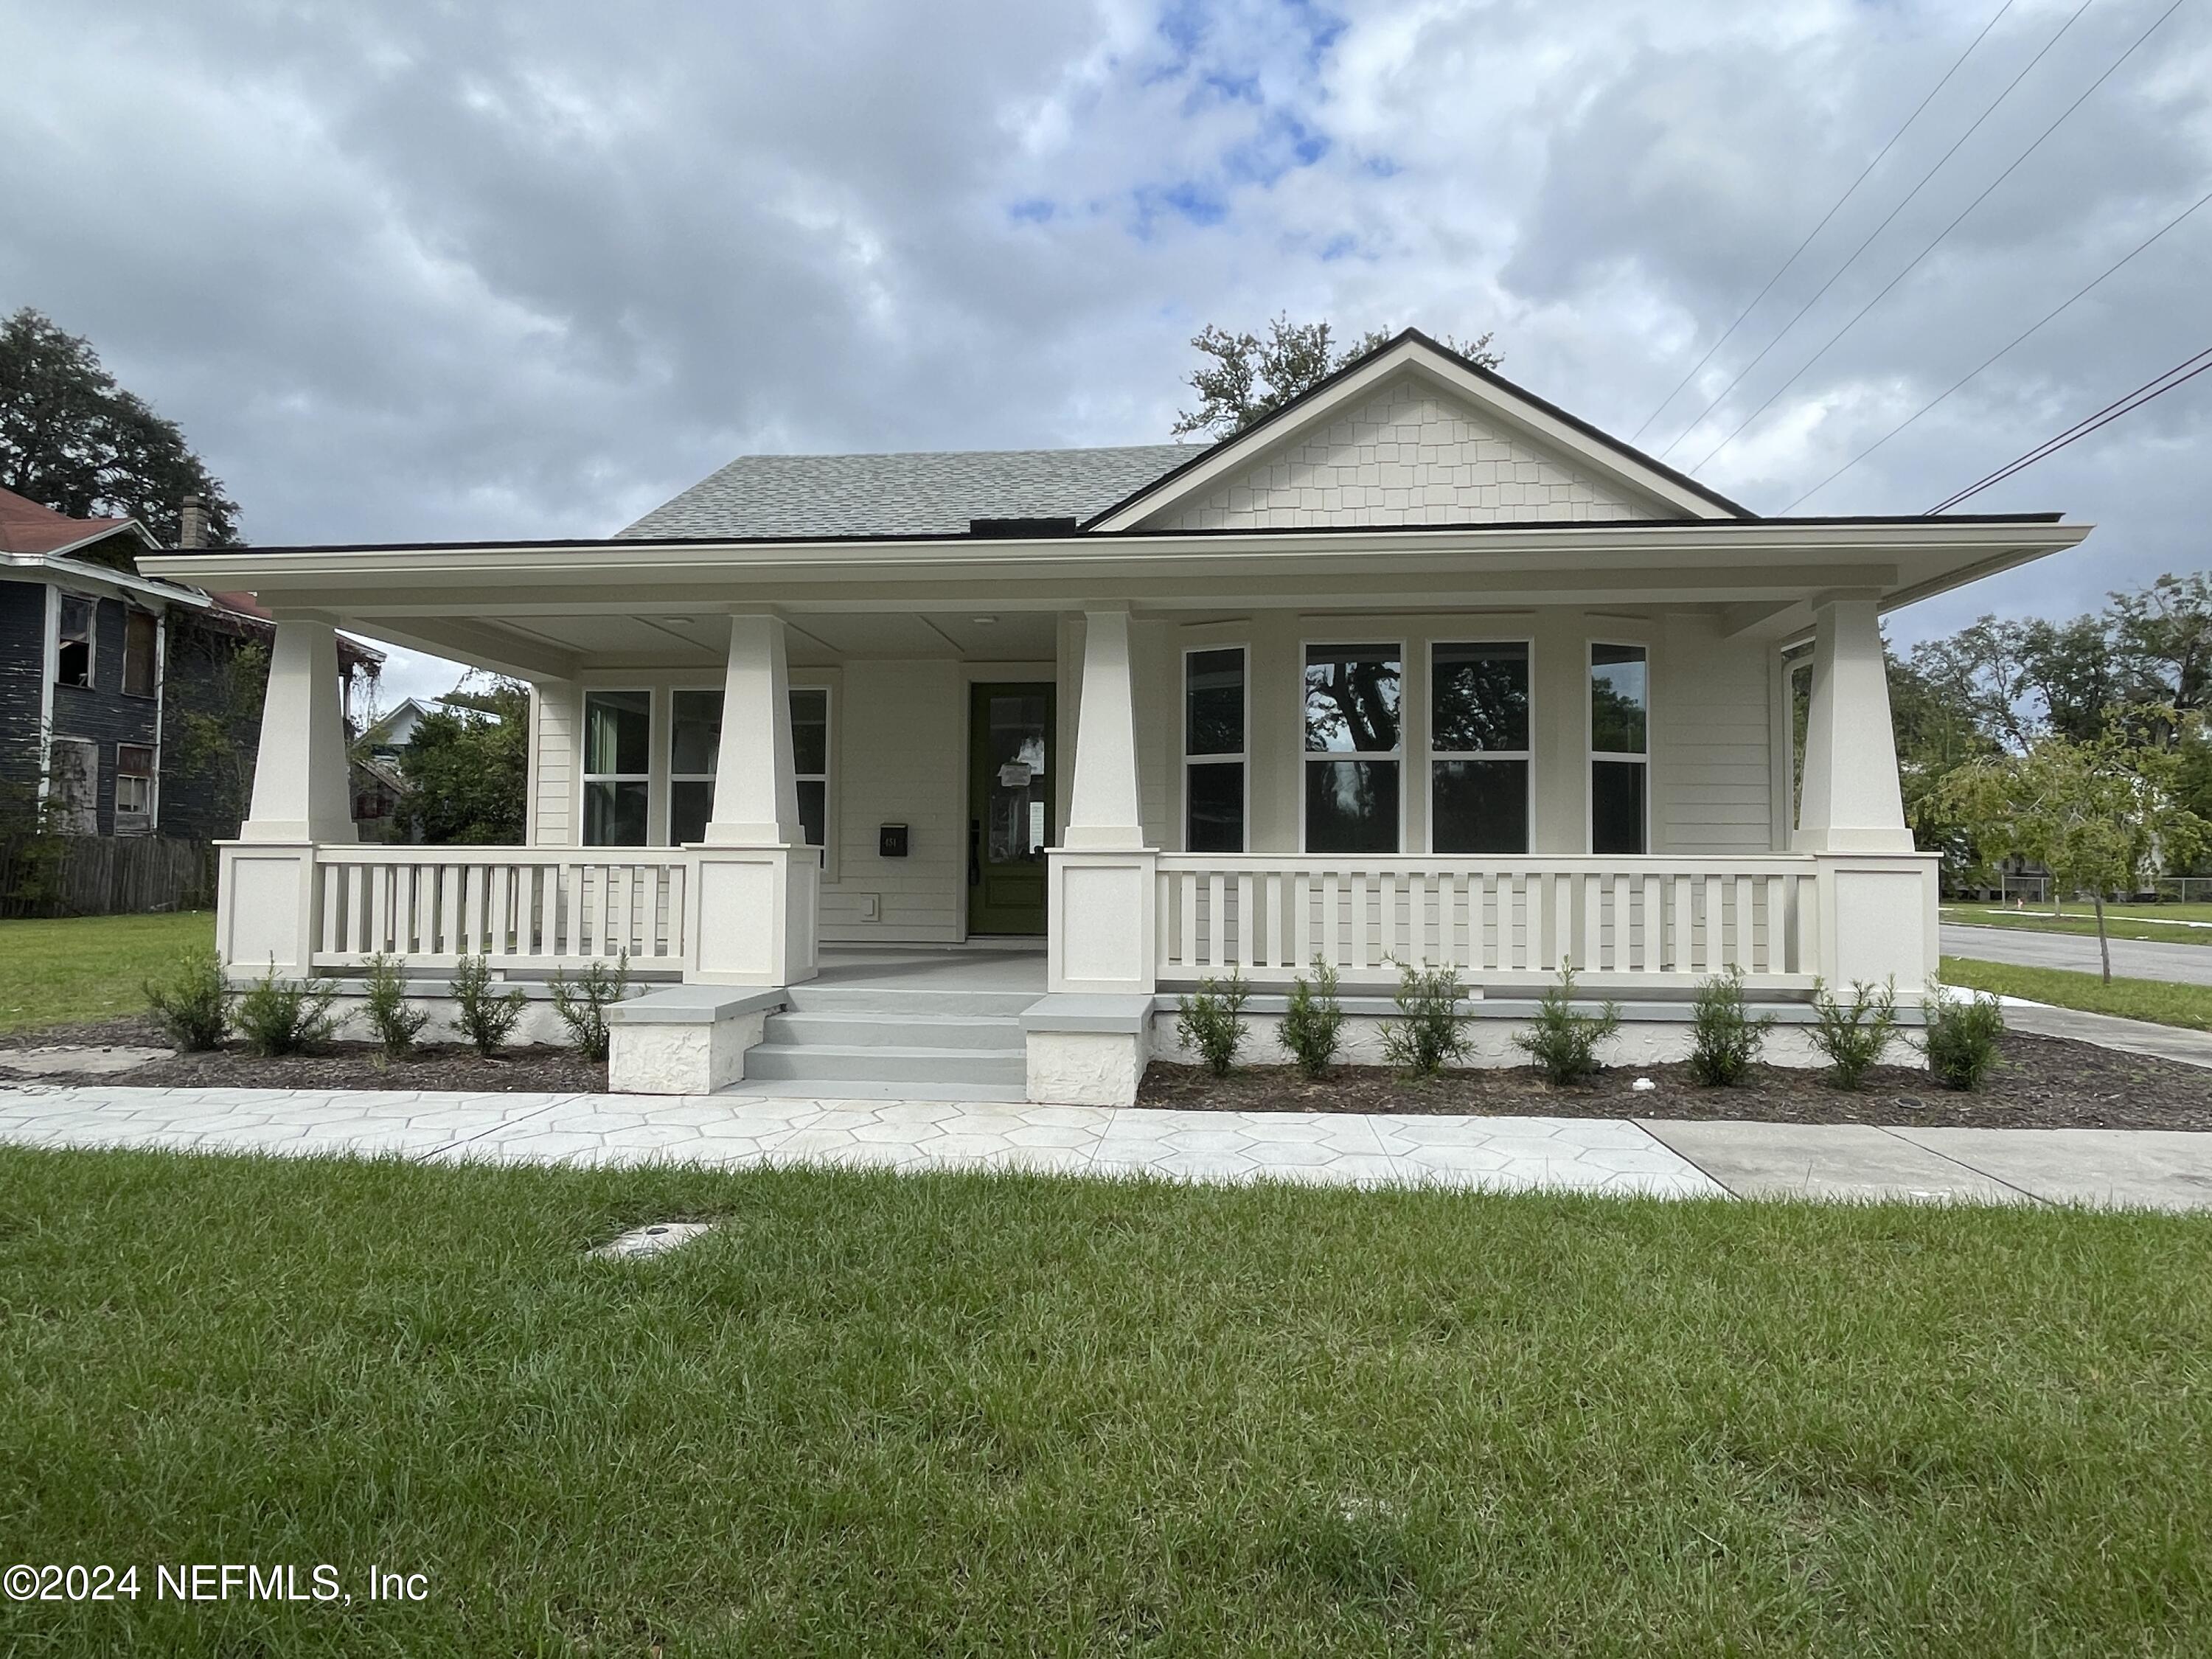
0;835;217;918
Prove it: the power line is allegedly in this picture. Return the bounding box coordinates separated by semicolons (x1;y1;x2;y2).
1630;0;2017;444
1689;0;2190;473
1655;0;2098;461
1930;344;2212;512
1784;184;2212;511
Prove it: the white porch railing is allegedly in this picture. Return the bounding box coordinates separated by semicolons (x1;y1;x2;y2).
1155;855;1820;987
310;846;691;971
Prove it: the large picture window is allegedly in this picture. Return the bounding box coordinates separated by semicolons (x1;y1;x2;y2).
1184;646;1245;852
582;689;651;846
1590;643;1649;855
1304;643;1401;853
663;686;830;849
1431;641;1530;853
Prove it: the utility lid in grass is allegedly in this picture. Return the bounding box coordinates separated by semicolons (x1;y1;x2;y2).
589;1222;716;1261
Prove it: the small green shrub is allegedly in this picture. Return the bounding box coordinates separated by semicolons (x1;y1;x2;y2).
551;951;631;1062
1382;961;1471;1079
231;959;338;1057
1277;958;1345;1080
1921;984;2006;1091
361;952;431;1059
451;952;527;1058
1175;971;1251;1078
1514;961;1621;1085
143;945;229;1051
1686;966;1775;1087
1809;976;1899;1091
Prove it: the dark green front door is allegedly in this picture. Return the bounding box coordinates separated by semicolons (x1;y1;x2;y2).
968;681;1054;935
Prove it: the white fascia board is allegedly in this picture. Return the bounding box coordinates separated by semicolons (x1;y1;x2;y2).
3;550;215;609
139;517;2091;601
1088;337;1741;530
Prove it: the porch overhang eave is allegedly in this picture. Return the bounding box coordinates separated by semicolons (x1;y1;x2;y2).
142;515;2089;614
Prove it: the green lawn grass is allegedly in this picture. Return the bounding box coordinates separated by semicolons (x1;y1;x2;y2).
5;1150;2212;1654
0;912;216;1034
1944;902;2212;947
1942;955;2212;1031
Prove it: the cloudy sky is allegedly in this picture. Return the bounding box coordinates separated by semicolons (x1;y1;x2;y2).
4;0;2207;706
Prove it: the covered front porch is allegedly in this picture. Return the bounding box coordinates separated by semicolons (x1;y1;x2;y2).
192;582;1944;1102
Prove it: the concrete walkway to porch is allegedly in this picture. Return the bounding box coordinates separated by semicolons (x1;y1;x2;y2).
5;1081;2212;1210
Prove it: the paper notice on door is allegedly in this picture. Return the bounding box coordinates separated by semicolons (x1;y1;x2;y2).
998;762;1033;788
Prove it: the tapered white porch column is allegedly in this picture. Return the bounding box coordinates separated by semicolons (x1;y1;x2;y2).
1793;596;1938;998
219;616;355;977
1046;607;1156;995
686;611;818;986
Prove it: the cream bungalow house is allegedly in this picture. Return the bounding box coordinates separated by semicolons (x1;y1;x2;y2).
143;332;2087;1103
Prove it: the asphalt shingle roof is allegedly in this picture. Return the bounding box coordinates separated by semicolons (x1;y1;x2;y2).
617;444;1200;540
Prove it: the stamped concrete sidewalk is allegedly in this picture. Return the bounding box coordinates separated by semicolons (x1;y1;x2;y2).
5;1082;2212;1209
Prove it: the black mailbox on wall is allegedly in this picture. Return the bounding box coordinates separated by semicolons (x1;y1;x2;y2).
879;823;909;858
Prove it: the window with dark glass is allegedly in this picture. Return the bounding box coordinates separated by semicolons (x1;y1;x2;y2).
57;595;94;687
582;689;651;846
122;611;158;698
1304;644;1401;852
790;689;829;850
664;686;830;849
1430;641;1530;854
1184;647;1245;852
1590;643;1649;855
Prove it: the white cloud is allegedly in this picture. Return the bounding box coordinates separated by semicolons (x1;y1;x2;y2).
0;0;2203;653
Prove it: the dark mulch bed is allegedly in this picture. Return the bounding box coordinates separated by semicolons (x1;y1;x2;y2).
118;1041;608;1093
0;1016;602;1093
1138;1032;2212;1130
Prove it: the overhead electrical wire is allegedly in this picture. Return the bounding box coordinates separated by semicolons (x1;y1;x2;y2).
1688;0;2190;473
1654;0;2098;460
1784;184;2212;511
1929;344;2212;512
1629;0;2018;444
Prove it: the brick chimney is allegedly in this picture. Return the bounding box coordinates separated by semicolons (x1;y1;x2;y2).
178;493;209;549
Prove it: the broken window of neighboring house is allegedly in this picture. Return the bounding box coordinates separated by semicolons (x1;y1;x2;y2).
57;595;94;687
123;610;158;698
116;744;155;832
48;738;97;834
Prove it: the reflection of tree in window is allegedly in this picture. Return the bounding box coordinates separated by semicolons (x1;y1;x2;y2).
1590;647;1646;754
1433;644;1528;751
1304;648;1399;752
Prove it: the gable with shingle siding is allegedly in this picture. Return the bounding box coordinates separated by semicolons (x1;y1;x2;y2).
1147;382;1672;531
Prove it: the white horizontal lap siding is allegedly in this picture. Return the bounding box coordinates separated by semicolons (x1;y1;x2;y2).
1656;615;1771;855
820;660;963;943
1158;383;1660;531
532;683;579;846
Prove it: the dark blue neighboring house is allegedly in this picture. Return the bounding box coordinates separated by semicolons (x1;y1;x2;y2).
0;487;380;844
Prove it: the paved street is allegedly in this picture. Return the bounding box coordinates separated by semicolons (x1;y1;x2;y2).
6;1082;2212;1210
1942;922;2212;986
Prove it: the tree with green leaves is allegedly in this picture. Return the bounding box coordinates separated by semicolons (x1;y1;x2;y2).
0;307;240;546
1172;316;1500;439
398;679;532;844
1933;720;2208;982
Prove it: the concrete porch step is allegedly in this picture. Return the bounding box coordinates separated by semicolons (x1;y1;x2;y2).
783;986;1043;1020
720;1078;1032;1104
764;1012;1023;1051
743;1041;1029;1088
